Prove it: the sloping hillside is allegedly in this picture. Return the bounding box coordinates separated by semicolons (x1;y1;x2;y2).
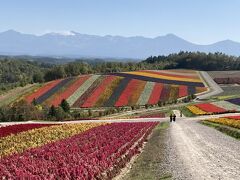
24;70;207;108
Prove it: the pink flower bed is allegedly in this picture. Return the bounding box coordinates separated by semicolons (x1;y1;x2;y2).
0;122;157;179
0;124;56;138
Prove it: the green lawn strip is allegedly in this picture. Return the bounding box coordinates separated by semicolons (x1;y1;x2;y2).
124;122;172;180
200;120;240;140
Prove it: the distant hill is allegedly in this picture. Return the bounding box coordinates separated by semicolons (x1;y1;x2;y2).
1;30;240;58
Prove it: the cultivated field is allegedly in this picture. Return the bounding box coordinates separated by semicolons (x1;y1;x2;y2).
0;122;157;178
24;70;207;108
1;70;240;179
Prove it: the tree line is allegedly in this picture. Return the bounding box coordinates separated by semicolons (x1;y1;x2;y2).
1;51;240;93
143;51;240;70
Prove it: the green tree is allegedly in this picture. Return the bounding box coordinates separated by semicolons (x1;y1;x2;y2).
32;98;37;106
44;66;66;81
33;72;44;83
48;105;57;117
60;99;70;113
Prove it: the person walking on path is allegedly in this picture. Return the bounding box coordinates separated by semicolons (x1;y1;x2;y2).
170;114;173;122
173;114;176;122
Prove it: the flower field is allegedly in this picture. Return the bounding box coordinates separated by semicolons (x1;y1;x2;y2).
187;98;240;115
0;123;55;138
24;70;207;108
187;105;207;115
0;122;158;179
226;97;240;106
206;116;240;129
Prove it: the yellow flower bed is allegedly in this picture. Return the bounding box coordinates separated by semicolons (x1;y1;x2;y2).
0;123;105;158
207;118;240;129
187;105;207;115
122;71;202;83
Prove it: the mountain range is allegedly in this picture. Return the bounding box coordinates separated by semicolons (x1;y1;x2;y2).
0;30;240;59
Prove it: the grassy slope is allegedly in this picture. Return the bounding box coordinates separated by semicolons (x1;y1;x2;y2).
124;122;172;180
0;84;39;107
201;120;240;139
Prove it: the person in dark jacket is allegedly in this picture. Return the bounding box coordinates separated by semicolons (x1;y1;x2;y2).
170;114;173;122
173;114;176;122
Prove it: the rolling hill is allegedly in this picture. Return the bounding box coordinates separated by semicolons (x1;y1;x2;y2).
24;70;207;108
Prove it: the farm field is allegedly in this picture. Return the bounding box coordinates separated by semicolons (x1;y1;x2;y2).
208;71;240;85
24;70;207;108
1;70;240;179
186;98;240;115
0;122;157;179
215;85;240;97
202;115;240;139
205;116;240;129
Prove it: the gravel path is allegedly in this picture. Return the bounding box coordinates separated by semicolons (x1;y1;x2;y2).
172;109;185;117
168;118;240;180
197;71;223;99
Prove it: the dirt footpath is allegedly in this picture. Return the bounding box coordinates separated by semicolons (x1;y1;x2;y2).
167;118;240;179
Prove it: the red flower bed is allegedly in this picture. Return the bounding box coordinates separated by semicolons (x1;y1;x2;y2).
73;76;105;108
159;85;170;102
148;83;163;105
178;85;188;98
81;76;117;108
224;116;240;120
25;79;62;103
0;124;56;138
115;79;142;107
50;75;90;106
195;103;226;113
0;122;158;179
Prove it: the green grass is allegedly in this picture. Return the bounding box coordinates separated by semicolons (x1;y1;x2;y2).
201;120;240;140
124;122;172;180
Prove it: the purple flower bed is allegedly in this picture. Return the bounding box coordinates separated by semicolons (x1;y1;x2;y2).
188;86;196;95
36;77;74;104
104;77;131;107
227;98;240;106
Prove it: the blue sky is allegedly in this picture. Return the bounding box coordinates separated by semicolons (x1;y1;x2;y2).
0;0;239;44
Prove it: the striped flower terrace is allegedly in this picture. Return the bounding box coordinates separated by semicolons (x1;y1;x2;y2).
24;70;207;108
187;99;240;115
